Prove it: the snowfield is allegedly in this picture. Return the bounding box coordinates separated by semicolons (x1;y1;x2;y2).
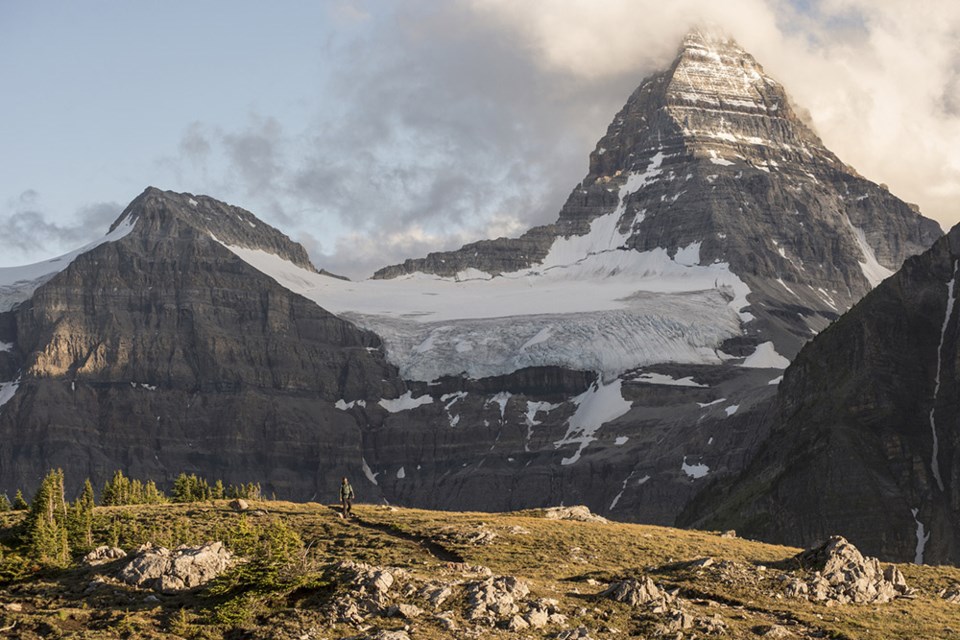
216;209;752;382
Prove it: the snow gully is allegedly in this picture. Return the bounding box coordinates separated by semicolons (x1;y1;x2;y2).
929;259;959;492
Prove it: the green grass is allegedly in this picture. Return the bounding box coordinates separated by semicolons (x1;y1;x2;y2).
0;501;959;638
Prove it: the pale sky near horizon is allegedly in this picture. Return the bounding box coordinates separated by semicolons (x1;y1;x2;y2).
2;1;959;279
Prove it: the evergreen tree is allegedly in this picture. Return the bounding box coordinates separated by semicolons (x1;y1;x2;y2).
171;473;211;502
0;493;10;512
12;490;28;510
212;479;225;500
143;480;166;504
25;469;70;566
68;479;95;552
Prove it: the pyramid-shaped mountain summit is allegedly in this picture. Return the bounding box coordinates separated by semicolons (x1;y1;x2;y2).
376;29;940;357
0;31;943;539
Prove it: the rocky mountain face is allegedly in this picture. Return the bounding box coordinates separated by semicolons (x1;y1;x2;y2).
0;187;405;498
375;29;939;358
0;31;944;550
680;224;960;564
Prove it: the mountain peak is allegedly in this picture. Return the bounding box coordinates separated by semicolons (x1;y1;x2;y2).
110;187;319;273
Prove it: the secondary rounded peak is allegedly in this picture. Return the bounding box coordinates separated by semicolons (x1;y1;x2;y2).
107;186;319;273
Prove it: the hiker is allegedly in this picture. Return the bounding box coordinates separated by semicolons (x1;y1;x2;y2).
339;477;355;517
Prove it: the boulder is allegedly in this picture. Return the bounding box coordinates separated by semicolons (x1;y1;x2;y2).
385;603;422;619
83;546;127;566
600;576;671;608
117;541;233;593
794;536;911;604
229;498;249;511
542;505;608;523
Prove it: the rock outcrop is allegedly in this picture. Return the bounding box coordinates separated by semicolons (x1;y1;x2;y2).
0;187;405;499
681;225;960;563
117;541;234;593
793;536;911;604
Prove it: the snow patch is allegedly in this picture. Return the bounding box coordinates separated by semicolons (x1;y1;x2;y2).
681;456;710;479
334;399;367;411
0;380;19;410
929;260;958;492
673;241;701;267
524;400;560;451
609;470;636;511
396;467;406;480
851;225;894;288
487;392;512;420
379;391;433;413
724;404;740;417
635;372;706;387
555;379;632;465
768;376;783;385
697;398;726;408
361;458;379;485
741;342;790;369
911;508;930;565
614;436;629;445
0;342;12;352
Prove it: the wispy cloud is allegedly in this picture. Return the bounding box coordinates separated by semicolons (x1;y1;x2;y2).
0;191;121;260
162;0;960;278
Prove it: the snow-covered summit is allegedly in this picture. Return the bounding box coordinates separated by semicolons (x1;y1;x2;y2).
372;29;940;363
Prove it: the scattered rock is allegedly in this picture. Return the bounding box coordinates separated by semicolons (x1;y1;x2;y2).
439;524;498;546
354;631;410;640
434;612;458;631
721;530;737;538
386;603;423;619
83;546;127;566
752;624;794;637
696;613;728;635
3;603;22;612
690;557;715;569
508;525;530;535
525;607;550;628
794;536;912;604
657;607;695;633
601;576;672;609
940;583;960;603
507;614;530;630
465;575;530;625
418;583;453;609
229;498;249;511
781;577;808;598
556;626;593;639
117;541;234;593
543;505;608;523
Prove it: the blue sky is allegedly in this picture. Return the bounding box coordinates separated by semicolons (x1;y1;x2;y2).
3;1;958;278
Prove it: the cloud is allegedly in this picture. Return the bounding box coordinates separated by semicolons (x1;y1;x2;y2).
166;0;960;278
468;0;960;226
0;193;122;259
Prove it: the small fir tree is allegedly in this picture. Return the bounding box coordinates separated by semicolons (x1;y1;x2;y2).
68;479;96;552
12;490;28;510
0;493;10;512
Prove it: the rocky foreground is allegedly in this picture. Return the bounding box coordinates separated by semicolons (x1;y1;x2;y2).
2;502;960;639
